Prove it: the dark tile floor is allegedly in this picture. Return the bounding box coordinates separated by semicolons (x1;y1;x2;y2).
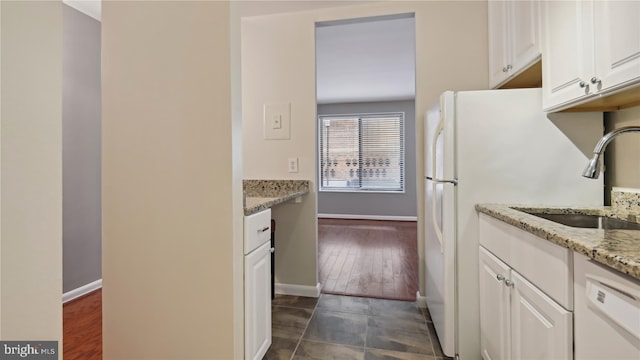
264;293;452;360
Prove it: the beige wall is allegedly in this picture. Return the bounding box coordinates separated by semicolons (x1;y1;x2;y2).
242;1;488;293
1;0;63;346
605;105;640;192
102;2;244;358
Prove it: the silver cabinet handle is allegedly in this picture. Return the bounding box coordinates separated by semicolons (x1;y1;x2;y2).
505;279;515;288
502;67;508;73
591;77;601;84
502;64;513;73
258;226;270;233
269;247;275;253
496;274;506;281
506;64;512;70
579;81;587;88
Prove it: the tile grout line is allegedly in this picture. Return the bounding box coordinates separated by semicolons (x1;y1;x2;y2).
427;313;437;358
287;295;321;360
423;307;439;359
363;301;370;356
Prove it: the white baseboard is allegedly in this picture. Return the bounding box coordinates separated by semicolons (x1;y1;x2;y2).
318;213;417;221
415;290;427;308
275;282;321;298
63;279;102;304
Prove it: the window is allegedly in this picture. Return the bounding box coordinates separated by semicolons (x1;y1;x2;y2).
319;113;404;192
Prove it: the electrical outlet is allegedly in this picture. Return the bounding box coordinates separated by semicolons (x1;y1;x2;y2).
288;157;298;173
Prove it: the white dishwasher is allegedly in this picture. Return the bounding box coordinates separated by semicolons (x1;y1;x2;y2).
574;253;640;359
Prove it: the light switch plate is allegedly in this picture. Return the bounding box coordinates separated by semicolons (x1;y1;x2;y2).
288;157;298;173
264;103;290;140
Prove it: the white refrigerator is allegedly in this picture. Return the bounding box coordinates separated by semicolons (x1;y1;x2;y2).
424;88;604;360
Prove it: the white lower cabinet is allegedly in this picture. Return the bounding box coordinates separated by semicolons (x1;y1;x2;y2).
479;213;573;360
244;208;272;360
479;248;572;360
510;271;572;360
479;247;511;360
244;241;271;360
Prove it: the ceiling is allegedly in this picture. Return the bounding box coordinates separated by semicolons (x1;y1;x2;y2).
63;1;377;23
63;1;415;105
315;15;416;104
239;0;378;17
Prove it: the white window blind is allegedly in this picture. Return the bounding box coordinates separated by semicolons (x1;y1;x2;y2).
319;113;404;192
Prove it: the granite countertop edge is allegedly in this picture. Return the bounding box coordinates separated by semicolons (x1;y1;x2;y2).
244;190;307;216
476;204;640;281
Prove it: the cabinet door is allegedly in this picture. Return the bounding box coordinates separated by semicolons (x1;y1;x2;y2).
479;247;511;360
489;1;540;89
542;0;594;110
510;272;572;360
244;241;272;360
489;0;510;88
510;0;540;73
594;0;640;93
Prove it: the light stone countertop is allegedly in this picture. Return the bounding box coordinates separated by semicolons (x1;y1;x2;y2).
243;180;309;215
476;203;640;281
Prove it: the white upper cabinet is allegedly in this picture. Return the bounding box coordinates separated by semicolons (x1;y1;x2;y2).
593;1;640;93
510;1;541;78
542;0;640;111
541;0;594;110
489;1;511;87
489;0;541;88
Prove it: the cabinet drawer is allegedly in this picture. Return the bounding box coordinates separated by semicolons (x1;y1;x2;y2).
244;209;271;254
479;213;573;309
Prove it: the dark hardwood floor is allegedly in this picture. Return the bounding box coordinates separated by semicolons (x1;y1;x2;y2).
318;218;419;301
63;289;102;360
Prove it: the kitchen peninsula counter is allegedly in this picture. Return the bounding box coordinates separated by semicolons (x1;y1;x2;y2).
243;180;309;215
476;203;640;281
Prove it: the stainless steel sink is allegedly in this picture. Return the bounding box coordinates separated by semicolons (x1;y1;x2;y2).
521;212;640;230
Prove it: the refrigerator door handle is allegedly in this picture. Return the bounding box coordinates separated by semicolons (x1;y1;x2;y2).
426;176;458;186
430;116;448;255
431;182;444;254
429;100;458;187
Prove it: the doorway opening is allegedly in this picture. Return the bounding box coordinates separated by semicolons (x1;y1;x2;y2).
315;14;418;301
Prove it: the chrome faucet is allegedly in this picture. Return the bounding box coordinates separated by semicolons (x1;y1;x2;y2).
582;126;640;179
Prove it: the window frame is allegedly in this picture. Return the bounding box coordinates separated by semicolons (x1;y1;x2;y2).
317;111;406;194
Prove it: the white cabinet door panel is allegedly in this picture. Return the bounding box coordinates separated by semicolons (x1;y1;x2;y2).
489;0;510;87
244;241;272;360
489;0;540;88
510;0;540;72
542;0;594;110
479;247;511;360
510;271;573;360
594;0;640;92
